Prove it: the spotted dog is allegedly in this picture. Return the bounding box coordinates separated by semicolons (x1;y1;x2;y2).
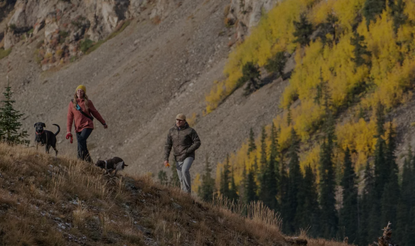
95;157;128;176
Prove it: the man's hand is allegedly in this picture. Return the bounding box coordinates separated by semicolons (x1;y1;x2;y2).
164;160;170;167
66;132;73;144
103;123;108;129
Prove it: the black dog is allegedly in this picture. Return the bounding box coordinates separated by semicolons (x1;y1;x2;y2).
95;157;128;176
34;122;60;156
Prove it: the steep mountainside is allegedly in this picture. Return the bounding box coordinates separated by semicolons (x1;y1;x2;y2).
0;0;287;178
2;0;415;183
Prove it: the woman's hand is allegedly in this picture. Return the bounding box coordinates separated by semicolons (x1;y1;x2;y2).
103;123;108;129
66;132;73;144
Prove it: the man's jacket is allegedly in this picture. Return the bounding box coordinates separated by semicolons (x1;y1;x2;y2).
164;123;201;162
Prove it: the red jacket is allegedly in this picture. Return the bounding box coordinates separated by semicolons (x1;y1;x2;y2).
67;98;106;133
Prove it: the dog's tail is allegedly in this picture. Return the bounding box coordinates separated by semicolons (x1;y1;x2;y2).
53;124;60;136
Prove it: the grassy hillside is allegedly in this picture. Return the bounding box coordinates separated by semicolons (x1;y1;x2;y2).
205;0;415;181
0;143;357;245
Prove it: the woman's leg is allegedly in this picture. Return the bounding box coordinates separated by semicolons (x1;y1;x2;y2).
76;128;93;162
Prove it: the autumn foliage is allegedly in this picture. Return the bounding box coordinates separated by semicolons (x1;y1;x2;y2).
203;0;415;177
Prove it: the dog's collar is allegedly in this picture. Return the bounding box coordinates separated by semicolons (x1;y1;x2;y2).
104;160;108;170
35;131;44;135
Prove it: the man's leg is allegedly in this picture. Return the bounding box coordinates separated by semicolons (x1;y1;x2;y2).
177;157;194;193
76;129;93;161
175;161;184;191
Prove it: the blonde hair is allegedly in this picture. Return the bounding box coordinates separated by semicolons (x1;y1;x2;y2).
73;93;89;112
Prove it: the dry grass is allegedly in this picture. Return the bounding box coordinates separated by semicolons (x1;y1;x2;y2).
152;15;161;25
0;47;12;60
186;112;198;127
0;143;356;245
307;238;355;246
224;4;231;17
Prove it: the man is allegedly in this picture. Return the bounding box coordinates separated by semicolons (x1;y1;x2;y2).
164;114;201;193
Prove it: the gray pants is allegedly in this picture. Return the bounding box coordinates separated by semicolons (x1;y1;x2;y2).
175;157;194;193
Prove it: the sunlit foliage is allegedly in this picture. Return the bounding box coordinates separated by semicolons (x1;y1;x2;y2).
205;0;415;189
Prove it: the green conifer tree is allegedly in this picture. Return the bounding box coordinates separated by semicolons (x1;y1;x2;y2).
406;145;415;245
279;156;290;234
314;68;325;106
322;84;335;140
293;13;313;47
258;127;269;205
252;155;259;180
267;122;279;210
0;84;29;145
247;127;256;155
374;103;388;200
228;166;239;202
264;51;287;78
239;163;249;216
406;207;415;246
319;138;338;239
286;128;302;234
350;30;371;68
385;121;397;176
287;107;292;126
198;156;215;202
362;0;387;26
245;166;258;205
380;176;400;237
259;126;267;168
318;102;338;239
269;123;279;169
316;81;338;238
296;164;320;238
240;62;261;95
396;150;411;245
240;163;248;202
358;161;374;245
339;148;358;243
316;13;339;46
391;0;407;33
411;146;415;206
220;154;231;198
381;122;399;227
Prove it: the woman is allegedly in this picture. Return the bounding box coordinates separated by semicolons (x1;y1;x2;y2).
66;85;107;162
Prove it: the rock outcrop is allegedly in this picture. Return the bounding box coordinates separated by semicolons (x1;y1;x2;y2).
2;0;277;68
149;0;183;21
1;0;157;69
226;0;280;42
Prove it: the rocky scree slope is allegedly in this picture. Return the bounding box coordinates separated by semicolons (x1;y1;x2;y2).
0;0;296;179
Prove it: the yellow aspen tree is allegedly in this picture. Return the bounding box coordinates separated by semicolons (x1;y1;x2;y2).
332;0;365;31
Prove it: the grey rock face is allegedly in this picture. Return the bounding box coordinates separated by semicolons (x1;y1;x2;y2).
3;0;142;49
227;0;280;42
150;0;182;21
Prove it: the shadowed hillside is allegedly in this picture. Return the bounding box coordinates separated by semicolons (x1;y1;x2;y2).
0;143;356;246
